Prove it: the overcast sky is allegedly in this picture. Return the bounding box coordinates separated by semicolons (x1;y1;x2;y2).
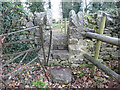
43;0;62;21
51;0;62;21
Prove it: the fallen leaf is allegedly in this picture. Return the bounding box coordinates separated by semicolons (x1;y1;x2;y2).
62;84;66;87
109;65;111;68
78;79;82;82
36;63;40;66
9;83;15;88
34;62;37;65
27;72;30;75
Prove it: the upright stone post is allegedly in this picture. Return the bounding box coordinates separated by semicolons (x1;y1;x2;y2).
34;9;52;65
45;9;52;65
68;10;87;67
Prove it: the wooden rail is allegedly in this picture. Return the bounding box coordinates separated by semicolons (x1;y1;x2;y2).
4;37;39;46
1;47;40;69
2;47;40;58
83;31;120;83
0;24;43;87
83;15;120;83
1;53;24;68
6;57;38;83
83;54;120;83
85;32;120;47
0;26;39;37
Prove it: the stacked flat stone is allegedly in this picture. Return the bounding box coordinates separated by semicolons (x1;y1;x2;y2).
68;10;87;67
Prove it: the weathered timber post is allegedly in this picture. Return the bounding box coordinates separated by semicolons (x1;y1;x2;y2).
39;26;47;65
47;30;52;65
64;18;67;33
118;29;120;74
0;36;8;88
0;40;3;87
118;11;120;74
91;15;106;77
60;19;63;33
0;5;2;87
0;3;3;87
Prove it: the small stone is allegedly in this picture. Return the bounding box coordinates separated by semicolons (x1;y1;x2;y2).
26;22;34;28
34;12;45;25
20;17;27;25
28;16;33;22
0;12;2;16
69;38;78;44
25;85;29;88
71;64;80;67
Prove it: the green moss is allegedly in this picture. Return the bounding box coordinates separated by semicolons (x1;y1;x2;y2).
103;57;113;60
79;64;93;68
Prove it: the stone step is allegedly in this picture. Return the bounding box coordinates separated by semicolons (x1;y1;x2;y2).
52;33;68;50
51;50;69;60
49;67;72;84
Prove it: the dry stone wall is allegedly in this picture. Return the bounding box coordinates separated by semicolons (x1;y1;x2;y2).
67;10;119;66
33;9;53;61
1;8;118;67
49;10;88;67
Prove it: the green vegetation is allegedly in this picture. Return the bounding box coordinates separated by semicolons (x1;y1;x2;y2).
1;2;27;34
76;70;85;77
31;77;47;88
0;2;45;63
1;2;31;58
61;2;81;18
52;24;60;29
86;2;117;13
83;13;98;31
26;2;45;13
79;64;93;68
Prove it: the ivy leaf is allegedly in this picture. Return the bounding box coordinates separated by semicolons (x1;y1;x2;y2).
8;67;11;72
81;70;85;74
40;77;43;81
18;4;22;8
97;78;103;82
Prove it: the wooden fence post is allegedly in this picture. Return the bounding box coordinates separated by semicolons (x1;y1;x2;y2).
64;18;67;33
60;19;63;33
118;32;120;74
0;36;8;88
39;26;47;65
0;43;2;87
91;15;106;77
118;13;120;74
